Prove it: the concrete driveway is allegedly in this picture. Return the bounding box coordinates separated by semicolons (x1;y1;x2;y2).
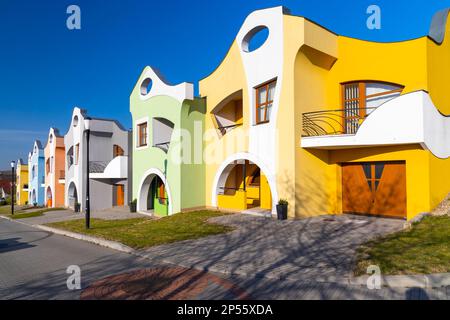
139;213;404;283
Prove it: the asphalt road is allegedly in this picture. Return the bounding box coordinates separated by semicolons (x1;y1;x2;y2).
0;218;448;300
0;218;154;299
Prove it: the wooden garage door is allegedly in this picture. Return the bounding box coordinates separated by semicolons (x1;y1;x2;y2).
342;161;406;218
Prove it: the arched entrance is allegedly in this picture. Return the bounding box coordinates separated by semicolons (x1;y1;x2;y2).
32;189;37;205
68;182;78;209
46;186;53;208
138;169;172;216
214;157;273;213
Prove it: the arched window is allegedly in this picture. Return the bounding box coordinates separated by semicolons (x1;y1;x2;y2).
342;81;404;134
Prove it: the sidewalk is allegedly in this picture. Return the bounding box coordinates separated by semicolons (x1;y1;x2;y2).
2;210;449;294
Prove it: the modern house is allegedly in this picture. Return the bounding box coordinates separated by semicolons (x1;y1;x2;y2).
44;128;66;207
64;107;130;212
198;6;450;221
28;140;45;206
15;159;29;205
130;67;205;216
130;6;449;221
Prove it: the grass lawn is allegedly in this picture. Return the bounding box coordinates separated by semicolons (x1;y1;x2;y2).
0;206;15;215
8;208;65;220
355;215;450;275
47;210;234;249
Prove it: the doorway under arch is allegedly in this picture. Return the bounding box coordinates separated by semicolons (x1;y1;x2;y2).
137;169;172;216
46;186;53;208
214;159;272;213
68;182;78;209
31;189;37;205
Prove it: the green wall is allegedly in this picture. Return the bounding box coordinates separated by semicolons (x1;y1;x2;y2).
130;72;206;215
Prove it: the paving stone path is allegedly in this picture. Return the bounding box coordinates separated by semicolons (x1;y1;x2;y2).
139;214;405;282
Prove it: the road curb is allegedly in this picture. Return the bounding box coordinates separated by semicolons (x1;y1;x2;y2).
349;273;450;288
33;224;135;254
3;214;449;288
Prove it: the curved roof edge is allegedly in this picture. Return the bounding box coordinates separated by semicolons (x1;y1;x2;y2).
200;7;450;85
428;8;450;44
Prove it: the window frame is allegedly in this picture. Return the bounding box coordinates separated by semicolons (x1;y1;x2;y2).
137;122;148;147
341;81;404;134
135;117;149;150
255;79;276;125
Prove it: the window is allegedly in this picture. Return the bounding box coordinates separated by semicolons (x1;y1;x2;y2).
137;122;148;147
67;147;74;168
211;90;243;137
342;81;404;134
75;144;80;165
113;145;124;157
140;78;153;96
242;26;270;53
152;118;174;153
46;159;50;175
362;162;385;194
255;80;276;124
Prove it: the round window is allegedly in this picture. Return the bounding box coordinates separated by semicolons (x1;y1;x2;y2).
242;26;270;53
141;78;153;96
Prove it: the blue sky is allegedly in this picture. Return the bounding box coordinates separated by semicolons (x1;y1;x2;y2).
1;0;449;169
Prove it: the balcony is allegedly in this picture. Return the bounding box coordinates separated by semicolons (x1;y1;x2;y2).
89;156;128;182
152;118;174;153
302;107;377;137
211;90;243;137
300;91;450;158
58;170;65;184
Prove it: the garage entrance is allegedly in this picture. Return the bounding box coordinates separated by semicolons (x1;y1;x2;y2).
342;161;406;219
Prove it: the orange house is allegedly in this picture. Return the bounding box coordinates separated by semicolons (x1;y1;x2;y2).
44;128;66;208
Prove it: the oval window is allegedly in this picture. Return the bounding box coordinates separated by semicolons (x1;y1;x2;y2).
242;26;269;53
141;78;153;96
73;116;79;127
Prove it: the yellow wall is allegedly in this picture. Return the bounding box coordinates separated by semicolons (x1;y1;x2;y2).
218;191;247;210
290;16;448;220
200;42;249;208
427;15;450;115
200;10;449;221
16;163;29;205
329;145;430;221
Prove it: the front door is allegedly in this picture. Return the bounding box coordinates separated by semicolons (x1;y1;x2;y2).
116;185;124;206
342;161;406;218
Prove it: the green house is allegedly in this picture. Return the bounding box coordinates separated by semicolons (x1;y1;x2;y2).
130;67;205;216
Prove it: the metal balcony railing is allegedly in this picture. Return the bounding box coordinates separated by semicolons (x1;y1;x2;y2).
217;123;243;136
153;141;171;153
302;107;377;137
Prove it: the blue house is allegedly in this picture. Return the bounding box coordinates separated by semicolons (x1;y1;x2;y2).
28;140;45;206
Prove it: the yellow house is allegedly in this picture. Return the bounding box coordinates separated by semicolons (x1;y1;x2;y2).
199;6;450;221
15;158;29;206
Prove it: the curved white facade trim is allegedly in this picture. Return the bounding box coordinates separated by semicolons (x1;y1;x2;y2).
138;66;194;104
137;167;173;215
90;156;128;180
236;6;285;178
211;152;279;214
301;91;450;159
